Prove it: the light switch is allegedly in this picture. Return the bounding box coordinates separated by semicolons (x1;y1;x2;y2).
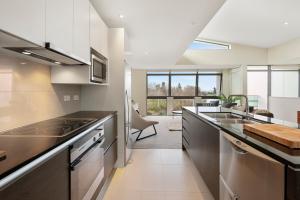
64;95;71;102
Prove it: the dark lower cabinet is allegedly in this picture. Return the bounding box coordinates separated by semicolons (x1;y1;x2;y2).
0;114;118;200
103;114;117;179
0;148;70;200
93;115;118;199
286;166;300;200
103;115;117;152
104;139;117;179
182;109;220;200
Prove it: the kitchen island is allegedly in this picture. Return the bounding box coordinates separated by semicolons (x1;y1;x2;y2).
183;106;300;200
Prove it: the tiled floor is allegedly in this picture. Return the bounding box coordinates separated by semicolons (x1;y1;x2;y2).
102;149;214;200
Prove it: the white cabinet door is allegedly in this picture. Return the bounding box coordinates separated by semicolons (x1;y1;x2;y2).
73;0;90;63
90;5;101;53
45;0;73;54
90;4;108;57
0;0;45;46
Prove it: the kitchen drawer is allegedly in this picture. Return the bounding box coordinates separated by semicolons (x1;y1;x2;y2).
103;115;117;152
182;136;190;149
182;127;191;144
104;139;117;179
182;110;196;124
0;149;69;200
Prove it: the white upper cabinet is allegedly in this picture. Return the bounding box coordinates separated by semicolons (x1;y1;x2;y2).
0;0;46;46
90;4;108;58
73;0;90;63
45;0;73;54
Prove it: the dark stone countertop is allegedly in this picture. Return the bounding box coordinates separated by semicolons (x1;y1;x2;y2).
0;111;116;179
183;106;300;168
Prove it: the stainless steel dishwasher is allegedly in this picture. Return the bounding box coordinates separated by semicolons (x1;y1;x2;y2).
220;131;285;200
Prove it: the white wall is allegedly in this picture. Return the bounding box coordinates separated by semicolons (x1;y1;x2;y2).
131;69;147;116
81;28;126;167
268;37;300;65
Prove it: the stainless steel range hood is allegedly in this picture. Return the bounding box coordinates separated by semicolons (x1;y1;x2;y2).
0;30;90;66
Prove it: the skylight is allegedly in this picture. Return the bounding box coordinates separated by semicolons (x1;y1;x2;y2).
188;40;230;50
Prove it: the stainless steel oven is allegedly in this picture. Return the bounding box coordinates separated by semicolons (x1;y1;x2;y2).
90;48;108;84
70;124;105;200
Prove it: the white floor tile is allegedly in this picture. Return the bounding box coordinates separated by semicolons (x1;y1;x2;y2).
102;149;214;200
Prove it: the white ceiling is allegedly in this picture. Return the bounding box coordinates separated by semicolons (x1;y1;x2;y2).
92;0;225;68
199;0;300;48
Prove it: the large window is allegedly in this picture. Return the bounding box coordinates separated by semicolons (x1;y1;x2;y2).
172;99;194;111
146;99;167;115
171;75;196;96
146;71;222;115
147;75;169;96
271;66;299;98
247;66;268;109
247;65;300;110
198;75;221;96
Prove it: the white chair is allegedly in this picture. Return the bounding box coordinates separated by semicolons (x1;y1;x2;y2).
131;107;158;142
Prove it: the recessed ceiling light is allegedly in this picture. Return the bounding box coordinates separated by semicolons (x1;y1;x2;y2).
119;14;124;19
22;51;31;55
20;62;27;65
54;61;61;65
284;22;289;25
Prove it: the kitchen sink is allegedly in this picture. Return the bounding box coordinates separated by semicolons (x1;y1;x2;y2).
204;113;242;119
216;119;257;124
203;113;261;124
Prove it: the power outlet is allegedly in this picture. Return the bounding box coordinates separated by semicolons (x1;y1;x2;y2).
73;95;80;101
64;95;71;102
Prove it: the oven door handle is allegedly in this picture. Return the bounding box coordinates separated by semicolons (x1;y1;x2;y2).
99;138;106;147
70;139;103;171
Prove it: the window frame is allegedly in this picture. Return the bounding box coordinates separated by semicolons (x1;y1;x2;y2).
146;72;222;99
146;74;170;98
197;73;222;98
189;39;231;50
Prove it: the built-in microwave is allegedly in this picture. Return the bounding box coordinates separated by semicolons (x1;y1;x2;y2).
90;48;108;83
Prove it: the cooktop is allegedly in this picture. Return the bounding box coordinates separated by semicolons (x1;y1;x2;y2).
0;118;97;137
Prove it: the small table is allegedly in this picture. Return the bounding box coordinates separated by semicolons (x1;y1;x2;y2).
168;110;183;131
172;110;183;116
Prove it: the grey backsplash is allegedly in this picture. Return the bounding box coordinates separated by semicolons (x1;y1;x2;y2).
0;54;81;132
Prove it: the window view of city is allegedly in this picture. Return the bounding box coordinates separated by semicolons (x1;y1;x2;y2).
198;75;221;96
146;72;222;115
171;75;196;96
147;75;169;96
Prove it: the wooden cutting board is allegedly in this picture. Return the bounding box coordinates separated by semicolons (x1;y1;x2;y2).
244;124;300;148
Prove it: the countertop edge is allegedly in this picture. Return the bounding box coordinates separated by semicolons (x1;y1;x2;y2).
183;107;300;168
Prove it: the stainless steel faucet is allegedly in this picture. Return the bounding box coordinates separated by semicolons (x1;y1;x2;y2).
228;95;249;117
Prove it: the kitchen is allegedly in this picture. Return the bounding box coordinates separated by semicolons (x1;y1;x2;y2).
1;0;300;200
0;0;126;199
